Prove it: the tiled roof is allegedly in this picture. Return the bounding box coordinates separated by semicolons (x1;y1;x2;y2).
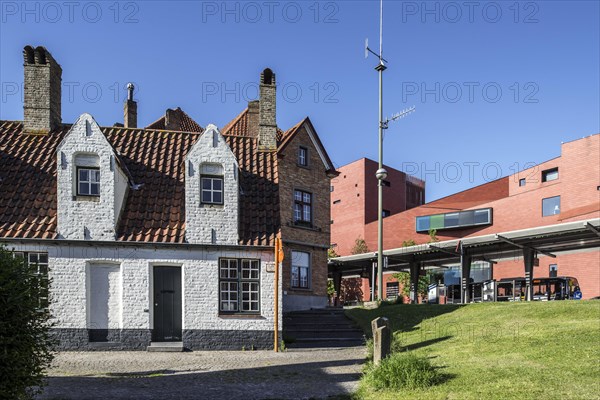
146;107;204;133
1;105;332;246
0;121;199;243
221;108;280;246
0;121;67;239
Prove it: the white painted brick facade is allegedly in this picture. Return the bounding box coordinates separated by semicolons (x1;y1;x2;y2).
185;124;239;245
56;113;128;240
6;243;280;334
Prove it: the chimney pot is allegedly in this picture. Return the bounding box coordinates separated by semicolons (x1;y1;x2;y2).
124;82;137;128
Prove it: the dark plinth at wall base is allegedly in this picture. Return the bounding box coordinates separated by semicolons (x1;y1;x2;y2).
183;329;281;350
51;329;280;351
51;329;151;351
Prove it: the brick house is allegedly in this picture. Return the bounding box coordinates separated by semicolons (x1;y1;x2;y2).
0;46;337;350
334;135;600;300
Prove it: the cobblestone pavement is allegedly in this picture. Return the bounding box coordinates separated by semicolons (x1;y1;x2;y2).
37;347;366;400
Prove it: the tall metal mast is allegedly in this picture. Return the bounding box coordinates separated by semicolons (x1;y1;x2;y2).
366;0;415;300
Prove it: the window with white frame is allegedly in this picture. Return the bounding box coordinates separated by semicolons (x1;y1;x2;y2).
291;251;310;289
14;252;49;310
294;190;312;226
77;167;100;196
219;258;260;313
201;176;224;204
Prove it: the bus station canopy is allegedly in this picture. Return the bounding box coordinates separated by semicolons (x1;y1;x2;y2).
329;218;600;276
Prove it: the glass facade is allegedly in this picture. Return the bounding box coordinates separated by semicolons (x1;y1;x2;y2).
416;208;492;233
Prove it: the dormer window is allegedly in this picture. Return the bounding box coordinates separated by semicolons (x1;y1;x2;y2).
200;162;224;205
201;176;223;205
77;167;100;196
298;146;308;167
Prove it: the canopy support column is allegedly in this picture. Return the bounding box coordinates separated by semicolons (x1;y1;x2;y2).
409;262;420;304
461;255;472;304
523;248;535;301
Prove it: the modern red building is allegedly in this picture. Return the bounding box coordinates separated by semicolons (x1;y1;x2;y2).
332;134;600;300
330;158;425;256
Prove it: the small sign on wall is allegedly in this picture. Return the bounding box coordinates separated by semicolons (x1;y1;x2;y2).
533;257;540;267
266;263;276;273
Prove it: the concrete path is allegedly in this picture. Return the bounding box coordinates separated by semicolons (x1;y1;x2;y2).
37;347;365;400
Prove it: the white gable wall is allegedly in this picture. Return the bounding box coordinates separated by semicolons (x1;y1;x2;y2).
56;113;128;240
185;124;239;245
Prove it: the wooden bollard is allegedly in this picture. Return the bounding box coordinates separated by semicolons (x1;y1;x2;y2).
371;317;391;365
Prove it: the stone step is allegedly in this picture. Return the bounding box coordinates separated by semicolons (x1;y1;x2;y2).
146;342;184;352
287;338;365;349
286;331;365;339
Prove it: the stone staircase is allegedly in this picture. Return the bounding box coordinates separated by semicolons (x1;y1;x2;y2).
283;308;365;349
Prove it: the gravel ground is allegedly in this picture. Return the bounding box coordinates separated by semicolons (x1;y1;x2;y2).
37;347;366;400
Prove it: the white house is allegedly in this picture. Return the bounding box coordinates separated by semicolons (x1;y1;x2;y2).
0;46;337;350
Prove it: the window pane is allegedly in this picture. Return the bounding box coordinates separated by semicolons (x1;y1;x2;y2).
458;211;474;226
294;204;302;221
79;182;88;195
445;213;460;228
542;196;561;216
303;205;311;222
202;178;212;190
90;183;100;195
92;170;101;182
416;216;430;232
299;267;308;288
291;266;299;287
250;260;259;279
473;209;490;224
213;192;222;204
294;191;302;201
213;179;222;191
292;251;310;267
79;169;88;181
202;191;212;203
303;193;311;203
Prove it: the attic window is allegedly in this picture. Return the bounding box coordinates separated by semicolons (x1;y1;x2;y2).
298;146;308;167
77;167;100;196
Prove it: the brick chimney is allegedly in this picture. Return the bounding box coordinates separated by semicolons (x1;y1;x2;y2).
124;83;137;128
258;68;277;151
247;100;259;137
23;45;62;133
165;108;183;131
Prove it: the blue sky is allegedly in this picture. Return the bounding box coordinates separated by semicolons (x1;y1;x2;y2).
1;0;598;201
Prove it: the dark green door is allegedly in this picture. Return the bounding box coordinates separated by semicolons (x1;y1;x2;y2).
153;266;182;342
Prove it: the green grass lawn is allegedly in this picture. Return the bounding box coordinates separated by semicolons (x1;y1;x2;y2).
346;301;600;400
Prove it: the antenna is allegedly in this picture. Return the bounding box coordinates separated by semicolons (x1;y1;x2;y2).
381;106;416;130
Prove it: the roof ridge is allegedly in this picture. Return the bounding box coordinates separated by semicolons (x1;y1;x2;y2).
222;107;248;135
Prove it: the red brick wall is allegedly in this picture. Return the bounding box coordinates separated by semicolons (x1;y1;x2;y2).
355;134;600;299
279;125;332;298
331;158;424;256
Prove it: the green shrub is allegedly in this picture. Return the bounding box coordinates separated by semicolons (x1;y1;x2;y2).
0;246;55;399
362;352;440;391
